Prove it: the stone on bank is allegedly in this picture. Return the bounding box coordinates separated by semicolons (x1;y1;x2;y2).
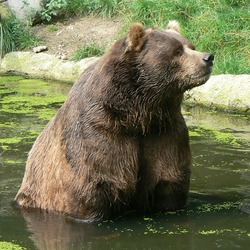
185;74;250;113
0;51;98;82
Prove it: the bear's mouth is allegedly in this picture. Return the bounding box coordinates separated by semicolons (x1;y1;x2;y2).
179;67;212;92
190;67;213;85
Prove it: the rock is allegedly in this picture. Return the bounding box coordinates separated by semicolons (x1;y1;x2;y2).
185;74;250;113
0;2;12;19
55;52;68;60
0;51;99;82
7;0;43;22
33;46;48;53
60;54;68;60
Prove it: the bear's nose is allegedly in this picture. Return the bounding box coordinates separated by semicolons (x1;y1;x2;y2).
203;54;214;64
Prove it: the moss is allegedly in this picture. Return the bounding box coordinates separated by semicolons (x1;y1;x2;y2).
0;76;68;119
197;201;241;213
189;131;201;137
0;137;23;145
0;76;69;153
0;241;26;250
189;125;249;147
198;228;248;236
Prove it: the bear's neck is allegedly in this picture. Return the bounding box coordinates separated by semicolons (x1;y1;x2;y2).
103;88;184;135
94;55;185;135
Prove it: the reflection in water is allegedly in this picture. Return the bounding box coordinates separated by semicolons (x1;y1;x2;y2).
0;77;249;250
18;192;249;250
20;209;112;250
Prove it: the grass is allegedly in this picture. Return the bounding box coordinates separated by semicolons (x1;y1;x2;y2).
47;24;59;32
72;44;106;61
64;0;122;17
0;14;39;56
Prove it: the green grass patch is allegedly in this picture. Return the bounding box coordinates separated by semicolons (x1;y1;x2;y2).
72;44;106;61
122;0;249;74
47;24;59;32
0;14;39;55
64;0;122;17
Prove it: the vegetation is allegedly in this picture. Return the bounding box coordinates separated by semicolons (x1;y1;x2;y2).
0;14;38;56
0;241;26;250
47;24;59;32
62;0;122;17
73;44;106;60
41;0;249;74
1;0;249;74
40;0;67;22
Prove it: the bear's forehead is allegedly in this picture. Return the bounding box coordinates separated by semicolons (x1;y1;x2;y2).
148;29;195;50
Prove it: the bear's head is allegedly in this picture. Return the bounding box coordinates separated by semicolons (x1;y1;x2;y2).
124;21;214;94
95;21;214;133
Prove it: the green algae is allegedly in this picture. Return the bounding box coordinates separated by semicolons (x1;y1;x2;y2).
0;76;70;153
189;125;249;148
0;76;69;120
0;137;23;144
97;200;245;237
197;201;241;213
198;228;248;236
0;241;26;250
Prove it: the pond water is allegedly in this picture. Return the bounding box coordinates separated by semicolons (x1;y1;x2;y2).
0;76;249;250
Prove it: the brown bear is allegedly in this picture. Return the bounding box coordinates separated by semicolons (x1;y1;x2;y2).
15;21;214;222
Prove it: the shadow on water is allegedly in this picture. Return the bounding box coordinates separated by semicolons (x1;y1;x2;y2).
0;76;249;249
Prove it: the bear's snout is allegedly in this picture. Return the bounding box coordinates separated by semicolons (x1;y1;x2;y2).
203;54;214;66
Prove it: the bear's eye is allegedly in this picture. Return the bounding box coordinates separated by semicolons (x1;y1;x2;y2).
189;44;196;50
175;47;183;56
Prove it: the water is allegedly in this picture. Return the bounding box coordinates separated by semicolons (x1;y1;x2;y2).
0;76;249;250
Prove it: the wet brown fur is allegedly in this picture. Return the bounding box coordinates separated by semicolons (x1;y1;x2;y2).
15;21;213;222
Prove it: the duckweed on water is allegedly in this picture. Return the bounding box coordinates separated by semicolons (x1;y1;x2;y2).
96;200;246;236
0;76;69;120
0;76;70;153
0;137;23;145
197;201;241;213
0;241;26;250
198;228;247;236
189;126;249;147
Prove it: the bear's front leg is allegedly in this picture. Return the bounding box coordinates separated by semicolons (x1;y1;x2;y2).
141;125;192;212
64;127;140;221
152;173;190;211
69;181;131;222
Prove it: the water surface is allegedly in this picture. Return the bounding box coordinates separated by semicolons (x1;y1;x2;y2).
0;76;249;250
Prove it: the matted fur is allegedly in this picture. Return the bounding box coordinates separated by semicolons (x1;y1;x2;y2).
15;21;213;222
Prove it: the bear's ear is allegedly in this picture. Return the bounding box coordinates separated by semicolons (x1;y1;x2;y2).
125;23;146;53
166;20;181;34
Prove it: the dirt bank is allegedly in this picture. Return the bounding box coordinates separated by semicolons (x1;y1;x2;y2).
30;16;122;58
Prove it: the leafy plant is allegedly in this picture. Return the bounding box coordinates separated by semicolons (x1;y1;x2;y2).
40;0;68;22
